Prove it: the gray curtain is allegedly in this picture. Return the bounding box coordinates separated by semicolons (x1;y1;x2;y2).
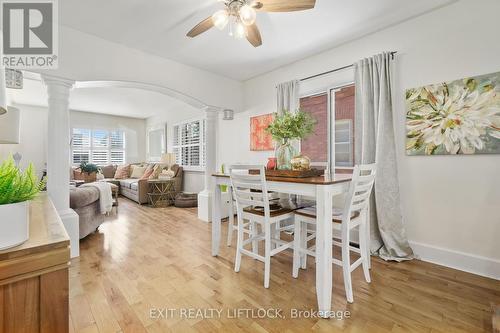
277;80;300;114
354;52;414;261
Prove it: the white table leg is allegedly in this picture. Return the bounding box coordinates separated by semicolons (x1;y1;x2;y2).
212;180;222;256
315;185;333;318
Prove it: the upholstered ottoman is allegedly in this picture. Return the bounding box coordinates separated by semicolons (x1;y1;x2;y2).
70;187;104;239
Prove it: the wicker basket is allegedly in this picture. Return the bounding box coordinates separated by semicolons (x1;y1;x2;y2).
83;172;97;183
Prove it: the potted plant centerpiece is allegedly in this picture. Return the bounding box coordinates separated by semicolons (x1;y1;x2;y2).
79;162;100;183
0;156;45;250
266;110;315;170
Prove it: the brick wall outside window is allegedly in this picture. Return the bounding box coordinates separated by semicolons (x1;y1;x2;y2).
300;93;328;162
300;85;355;166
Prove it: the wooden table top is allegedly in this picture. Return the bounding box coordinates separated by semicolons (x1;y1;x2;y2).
0;193;70;261
212;173;352;185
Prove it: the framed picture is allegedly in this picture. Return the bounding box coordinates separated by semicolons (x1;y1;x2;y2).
250;113;275;151
406;71;500;155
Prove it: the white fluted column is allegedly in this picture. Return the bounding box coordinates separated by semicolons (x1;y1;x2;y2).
198;106;219;222
42;75;79;257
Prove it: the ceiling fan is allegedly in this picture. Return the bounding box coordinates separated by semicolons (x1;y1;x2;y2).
186;0;316;47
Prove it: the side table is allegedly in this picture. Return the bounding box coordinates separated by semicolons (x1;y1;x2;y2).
147;179;175;207
109;183;119;213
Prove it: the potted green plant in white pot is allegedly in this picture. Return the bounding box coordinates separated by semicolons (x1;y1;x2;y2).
0;155;45;250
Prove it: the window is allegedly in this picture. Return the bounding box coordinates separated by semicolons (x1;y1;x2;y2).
71;128;126;165
172;119;205;170
300;84;355;172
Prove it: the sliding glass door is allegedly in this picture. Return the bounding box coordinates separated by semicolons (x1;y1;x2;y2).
300;83;355;173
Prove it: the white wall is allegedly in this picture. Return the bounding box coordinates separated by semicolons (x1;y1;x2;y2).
70;110;146;163
145;103;206;193
0;105;146;178
0;104;48;178
219;0;500;278
37;26;242;112
33;26;243;194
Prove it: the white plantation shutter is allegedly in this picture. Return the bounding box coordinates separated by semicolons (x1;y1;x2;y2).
71;128;126;165
172;119;206;169
72;150;90;164
110;131;124;149
92;130;108;148
71;129;91;164
91;150;109;165
110;151;125;164
110;131;126;164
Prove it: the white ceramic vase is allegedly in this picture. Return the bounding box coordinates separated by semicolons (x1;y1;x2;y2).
0;201;30;250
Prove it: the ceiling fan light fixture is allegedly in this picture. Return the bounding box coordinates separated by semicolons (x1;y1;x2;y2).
239;4;256;26
233;20;246;39
212;9;229;30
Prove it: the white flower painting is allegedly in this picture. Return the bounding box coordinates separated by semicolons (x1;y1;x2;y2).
406;72;500;155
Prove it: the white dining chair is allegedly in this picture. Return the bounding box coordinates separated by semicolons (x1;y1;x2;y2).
226;193;236;246
230;165;295;288
292;163;376;303
227;186;282;248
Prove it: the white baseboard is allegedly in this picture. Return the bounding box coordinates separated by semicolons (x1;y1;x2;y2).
409;241;500;280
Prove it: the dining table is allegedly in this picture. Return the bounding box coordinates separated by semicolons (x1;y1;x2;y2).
211;172;353;317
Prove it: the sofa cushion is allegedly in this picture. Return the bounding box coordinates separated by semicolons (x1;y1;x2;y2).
101;164;117;178
119;179;137;189
70;187;100;208
149;164;164;179
141;164;155;180
130;165;146;179
114;164;130;179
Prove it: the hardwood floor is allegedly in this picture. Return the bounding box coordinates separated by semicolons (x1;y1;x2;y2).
69;198;499;333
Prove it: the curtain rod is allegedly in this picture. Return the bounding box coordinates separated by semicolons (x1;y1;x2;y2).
299;51;397;82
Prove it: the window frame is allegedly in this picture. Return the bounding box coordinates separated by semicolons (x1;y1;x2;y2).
71;128;126;166
172;118;206;172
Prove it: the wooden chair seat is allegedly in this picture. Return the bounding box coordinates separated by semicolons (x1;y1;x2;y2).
294;206;360;223
243;206;293;217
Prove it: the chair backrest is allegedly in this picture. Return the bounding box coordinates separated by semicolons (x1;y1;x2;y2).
343;163;376;222
229;165;271;217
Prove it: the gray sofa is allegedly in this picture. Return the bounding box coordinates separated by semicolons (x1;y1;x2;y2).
102;164;184;205
70;186;104;239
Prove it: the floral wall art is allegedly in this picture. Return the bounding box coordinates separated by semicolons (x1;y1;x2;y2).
250;113;275;151
406;71;500;155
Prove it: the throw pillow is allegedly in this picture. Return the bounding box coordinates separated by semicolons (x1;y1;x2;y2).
140;164;155;180
114;164;130;179
149;164;163;180
101;164;117;179
130;165;146;179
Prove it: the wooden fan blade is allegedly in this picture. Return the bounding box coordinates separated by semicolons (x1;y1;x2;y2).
256;0;316;12
187;17;214;38
246;23;262;47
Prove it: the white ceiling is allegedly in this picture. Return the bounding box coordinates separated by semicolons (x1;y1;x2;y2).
7;75;195;119
60;0;455;81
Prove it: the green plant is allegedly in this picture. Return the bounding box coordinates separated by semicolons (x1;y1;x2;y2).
0;156;45;205
266;109;316;142
79;162;100;174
